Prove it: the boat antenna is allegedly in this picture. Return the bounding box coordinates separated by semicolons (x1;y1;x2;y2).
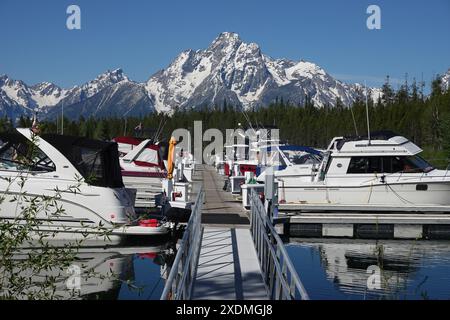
350;102;358;136
365;81;371;144
153;115;167;142
236;101;255;134
61;100;64;135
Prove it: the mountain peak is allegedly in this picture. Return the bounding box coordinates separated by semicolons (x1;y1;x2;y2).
96;68;128;82
209;32;242;51
215;32;241;41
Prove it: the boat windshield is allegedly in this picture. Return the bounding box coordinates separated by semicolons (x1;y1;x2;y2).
402;155;434;173
0;133;55;172
281;150;322;165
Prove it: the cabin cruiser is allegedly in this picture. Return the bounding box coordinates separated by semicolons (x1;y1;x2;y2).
113;136;167;178
222;127;284;193
0;129;168;243
112;137;193;209
113;137;167;208
277;131;450;212
241;145;322;208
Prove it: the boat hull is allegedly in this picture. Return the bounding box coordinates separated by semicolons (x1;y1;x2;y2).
122;175;163;208
278;181;450;211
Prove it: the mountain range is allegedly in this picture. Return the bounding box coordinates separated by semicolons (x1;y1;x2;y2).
1;32;448;121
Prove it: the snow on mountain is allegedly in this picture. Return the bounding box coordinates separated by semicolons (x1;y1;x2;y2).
44;69;154;119
0;74;69;120
30;82;66;108
2;32;446;121
58;68;129;106
45;79;154;120
0;69;154;120
145;32;381;112
285;60;326;80
441;69;450;91
0;75;37;111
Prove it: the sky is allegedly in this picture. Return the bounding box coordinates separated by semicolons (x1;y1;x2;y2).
0;0;449;89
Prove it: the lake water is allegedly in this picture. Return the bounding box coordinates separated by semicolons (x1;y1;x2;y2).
2;237;178;300
285;238;450;300
6;235;450;300
84;239;178;300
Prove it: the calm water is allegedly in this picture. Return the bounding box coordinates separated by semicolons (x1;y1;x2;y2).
3;238;177;300
7;235;450;299
286;238;450;300
87;239;177;300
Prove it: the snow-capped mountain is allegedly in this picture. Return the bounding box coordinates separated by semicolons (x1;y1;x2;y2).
2;32;446;121
0;69;154;120
441;69;450;91
58;68;130;106
145;32;381;112
45;72;154;120
0;74;66;119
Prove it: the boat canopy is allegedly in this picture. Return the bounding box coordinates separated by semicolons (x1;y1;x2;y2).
42;134;124;188
121;139;165;169
113;136;145;156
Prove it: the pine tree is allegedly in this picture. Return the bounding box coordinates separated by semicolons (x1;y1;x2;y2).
431;76;443;97
381;75;395;105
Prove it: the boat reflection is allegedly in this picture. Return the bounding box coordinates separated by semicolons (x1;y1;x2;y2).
2;238;178;300
286;238;450;299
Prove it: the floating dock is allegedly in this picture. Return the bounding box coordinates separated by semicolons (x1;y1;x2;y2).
191;166;267;300
275;211;450;240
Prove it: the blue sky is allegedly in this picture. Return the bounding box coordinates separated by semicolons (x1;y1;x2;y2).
0;0;449;89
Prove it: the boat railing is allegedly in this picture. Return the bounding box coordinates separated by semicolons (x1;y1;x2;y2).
444;163;450;180
249;189;309;300
160;187;204;300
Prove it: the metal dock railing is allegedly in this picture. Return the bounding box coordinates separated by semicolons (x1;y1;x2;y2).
160;188;204;300
250;190;309;300
160;165;309;300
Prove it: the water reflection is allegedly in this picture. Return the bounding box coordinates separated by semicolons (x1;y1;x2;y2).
3;237;178;300
286;238;450;300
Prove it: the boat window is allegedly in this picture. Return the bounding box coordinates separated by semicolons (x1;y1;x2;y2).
77;147;104;183
347;157;382;174
387;156;404;173
383;156;434;173
348;156;435;174
0;137;55;172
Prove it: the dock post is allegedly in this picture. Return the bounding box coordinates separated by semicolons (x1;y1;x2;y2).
264;167;278;222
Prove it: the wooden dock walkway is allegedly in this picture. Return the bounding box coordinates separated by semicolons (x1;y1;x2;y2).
191;166;268;300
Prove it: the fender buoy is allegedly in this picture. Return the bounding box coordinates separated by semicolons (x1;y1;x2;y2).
139;219;159;227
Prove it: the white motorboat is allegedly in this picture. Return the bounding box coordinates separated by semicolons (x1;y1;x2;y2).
277;131;450;212
174;145;196;182
0;129;169;242
256;145;323;181
113;136;193;209
241;145;322;209
223;127;282;193
113;136;167;208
